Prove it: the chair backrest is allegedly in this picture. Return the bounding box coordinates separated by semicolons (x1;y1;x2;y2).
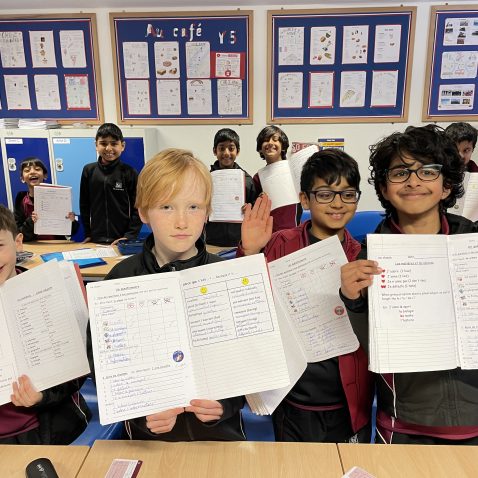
346;211;384;242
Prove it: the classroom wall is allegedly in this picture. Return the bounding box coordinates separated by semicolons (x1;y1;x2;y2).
3;0;478;211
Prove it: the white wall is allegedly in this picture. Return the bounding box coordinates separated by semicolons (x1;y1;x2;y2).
3;1;478;210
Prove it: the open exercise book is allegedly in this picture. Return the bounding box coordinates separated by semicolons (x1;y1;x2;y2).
368;233;478;373
87;254;290;425
247;235;360;415
453;172;478;222
257;145;318;211
0;261;90;405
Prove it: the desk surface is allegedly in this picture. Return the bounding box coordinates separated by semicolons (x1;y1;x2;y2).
77;440;343;478
0;444;89;478
22;241;120;278
338;443;478;478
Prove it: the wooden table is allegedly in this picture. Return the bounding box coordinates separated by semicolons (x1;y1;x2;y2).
338;443;478;478
21;240;120;279
76;440;343;478
0;444;89;478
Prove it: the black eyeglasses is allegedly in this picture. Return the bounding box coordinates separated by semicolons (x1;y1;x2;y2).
386;164;443;183
306;189;361;204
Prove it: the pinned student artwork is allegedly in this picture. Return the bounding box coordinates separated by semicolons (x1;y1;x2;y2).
110;11;252;124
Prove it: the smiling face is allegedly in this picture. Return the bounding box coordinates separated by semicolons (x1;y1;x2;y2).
380;155;451;228
0;229;22;285
260;133;283;164
300;176;358;241
21;163;46;195
139;169;208;266
96;135;125;165
214;140;239;169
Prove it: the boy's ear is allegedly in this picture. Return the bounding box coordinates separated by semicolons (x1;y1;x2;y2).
15;233;23;252
138;208;149;225
299;191;310;210
441;186;451;200
379;184;389;201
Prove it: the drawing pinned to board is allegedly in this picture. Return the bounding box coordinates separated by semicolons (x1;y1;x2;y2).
217;79;242;115
0;31;26;68
126;78;150;115
157;79;181;115
374;24;401;63
342;25;369;64
123;42;149;79
29;30;57;68
60;30;87;68
154;41;180;78
186;79;212;115
339;71;366;107
278;26;304;65
186;41;210;78
310;26;336;65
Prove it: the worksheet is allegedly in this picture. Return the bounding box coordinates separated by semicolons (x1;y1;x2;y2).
209;169;245;222
88;254;290;425
33;184;72;236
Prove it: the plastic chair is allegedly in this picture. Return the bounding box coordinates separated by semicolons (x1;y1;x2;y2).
70;377;124;446
346;211;384;242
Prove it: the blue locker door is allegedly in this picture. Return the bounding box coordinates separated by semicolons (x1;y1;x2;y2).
122;137;145;173
53;137;96;242
4;138;51;205
52;137;96;214
0;146;8;207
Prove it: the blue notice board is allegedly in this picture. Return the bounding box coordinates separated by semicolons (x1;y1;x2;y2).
0;14;103;123
424;6;478;121
268;7;416;124
110;11;253;124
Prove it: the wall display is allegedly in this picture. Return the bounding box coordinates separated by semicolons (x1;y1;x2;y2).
268;7;416;124
110;11;253;124
423;5;478;121
0;14;103;123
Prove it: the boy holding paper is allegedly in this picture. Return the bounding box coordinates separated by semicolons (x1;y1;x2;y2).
0;205;90;444
239;149;373;443
87;148;245;441
253;125;302;232
14;157;78;241
205;128;256;246
340;125;478;444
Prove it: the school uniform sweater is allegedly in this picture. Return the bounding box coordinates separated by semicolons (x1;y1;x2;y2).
342;213;478;439
237;221;374;433
79;157;142;243
86;234;246;441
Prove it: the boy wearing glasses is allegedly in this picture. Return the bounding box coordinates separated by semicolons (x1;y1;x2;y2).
238;149;374;443
341;125;478;445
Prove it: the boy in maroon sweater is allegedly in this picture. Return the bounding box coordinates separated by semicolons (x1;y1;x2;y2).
238;149;373;443
0;205;89;444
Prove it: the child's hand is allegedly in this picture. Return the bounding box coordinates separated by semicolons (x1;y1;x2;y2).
241;193;273;255
185;399;223;422
111;237;127;246
145;407;184;434
340;260;382;300
31;211;38;223
66;212;76;222
11;375;43;407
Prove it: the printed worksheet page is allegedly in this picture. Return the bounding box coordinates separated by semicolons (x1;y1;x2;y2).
258;161;298;211
209;169;245;222
268;235;359;363
453;172;478;222
447;233;478;369
88;254;289;425
0;261;89;405
367;234;458;373
33;184;72;236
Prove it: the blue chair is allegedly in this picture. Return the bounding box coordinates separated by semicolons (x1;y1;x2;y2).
70;378;124;446
300;209;311;223
242;404;275;441
346;211;384;242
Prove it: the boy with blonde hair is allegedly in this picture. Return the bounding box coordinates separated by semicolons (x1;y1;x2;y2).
87;148;245;441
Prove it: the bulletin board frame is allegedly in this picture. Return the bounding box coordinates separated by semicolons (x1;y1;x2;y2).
110;11;253;125
423;5;478;122
0;13;104;124
267;7;416;124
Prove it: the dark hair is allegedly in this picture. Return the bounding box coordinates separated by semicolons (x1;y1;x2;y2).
213;128;240;151
256;125;289;160
20;157;47;177
445;122;478;148
95;123;124;141
300;149;361;193
369;124;464;216
0;204;17;237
